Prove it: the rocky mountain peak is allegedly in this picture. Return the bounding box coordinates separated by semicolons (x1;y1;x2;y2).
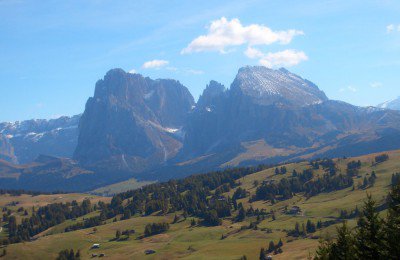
74;69;194;167
231;66;328;106
197;80;226;109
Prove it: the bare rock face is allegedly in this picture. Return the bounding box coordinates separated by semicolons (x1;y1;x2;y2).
73;69;194;173
0;134;17;163
230;66;328;106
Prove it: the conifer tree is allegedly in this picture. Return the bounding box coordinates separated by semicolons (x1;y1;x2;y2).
384;180;400;258
259;248;267;260
354;194;384;259
267;240;275;253
331;222;356;259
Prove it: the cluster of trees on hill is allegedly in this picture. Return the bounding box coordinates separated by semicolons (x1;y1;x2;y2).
2;199;93;244
251;166;353;202
311;158;338;175
56;249;80;260
339;206;360;219
392;173;400;187
375;153;389;164
259;239;284;259
346;160;362;176
315;180;400;259
0;189;66;196
64;215;103;232
144;222;169;237
274;166;287;175
2;164;269;245
99;165;267;226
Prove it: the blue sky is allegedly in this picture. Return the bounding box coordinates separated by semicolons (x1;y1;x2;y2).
1;0;400;122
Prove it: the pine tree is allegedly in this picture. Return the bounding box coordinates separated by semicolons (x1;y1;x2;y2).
259;248;267;260
115;230;121;240
295;222;300;236
354;194;384;259
173;214;179;224
315;239;333;260
267;240;275;253
363;176;368;188
277;238;283;248
384;180;400;258
236;206;246;222
331;222;356;260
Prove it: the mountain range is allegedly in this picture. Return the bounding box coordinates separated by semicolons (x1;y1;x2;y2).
1;66;400;191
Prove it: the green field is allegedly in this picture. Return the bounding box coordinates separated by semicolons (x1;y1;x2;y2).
3;150;400;259
91;178;156;196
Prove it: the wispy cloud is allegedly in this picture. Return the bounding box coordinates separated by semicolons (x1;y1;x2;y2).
181;17;303;54
186;69;204;75
339;86;357;93
370;82;383;88
245;47;308;68
128;69;137;74
142;59;169;69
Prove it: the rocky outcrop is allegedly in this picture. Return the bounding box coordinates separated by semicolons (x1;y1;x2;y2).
73;69;194;173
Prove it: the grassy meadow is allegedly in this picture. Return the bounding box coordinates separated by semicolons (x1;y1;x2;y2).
2;150;400;259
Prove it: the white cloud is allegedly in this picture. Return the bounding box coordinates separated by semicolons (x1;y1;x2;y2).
348;86;357;92
387;24;395;33
244;47;265;59
186;69;204;75
181;17;303;54
142;59;169;69
260;50;308;68
128;69;136;74
370;82;383;88
339;86;357;93
245;47;308;68
387;24;400;33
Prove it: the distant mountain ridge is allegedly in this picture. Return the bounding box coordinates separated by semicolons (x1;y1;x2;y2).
0;115;80;164
1;66;400;191
378;97;400;111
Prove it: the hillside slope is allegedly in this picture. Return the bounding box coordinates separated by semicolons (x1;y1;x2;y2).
3;149;400;259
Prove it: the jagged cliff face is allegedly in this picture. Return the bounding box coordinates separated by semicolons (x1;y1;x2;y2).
73;69;194;172
182;66;400;165
0;115;80;164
